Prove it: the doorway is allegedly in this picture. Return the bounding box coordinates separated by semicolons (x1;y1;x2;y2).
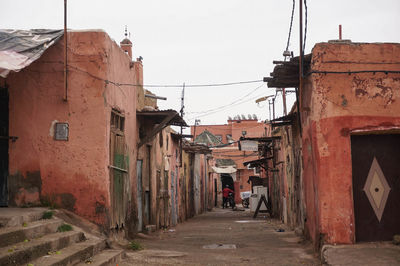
0;84;8;207
136;160;143;232
221;174;234;190
109;109;128;230
351;134;400;242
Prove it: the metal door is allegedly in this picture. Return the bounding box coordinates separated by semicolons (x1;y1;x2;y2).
0;84;8;206
136;160;143;232
351;134;400;242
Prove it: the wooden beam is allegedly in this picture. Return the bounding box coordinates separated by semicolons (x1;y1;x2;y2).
138;112;178;148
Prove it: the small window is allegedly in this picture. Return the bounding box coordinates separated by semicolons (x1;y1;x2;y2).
111;109;125;133
226;134;233;143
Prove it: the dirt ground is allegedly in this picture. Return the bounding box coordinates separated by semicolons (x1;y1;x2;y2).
120;208;320;265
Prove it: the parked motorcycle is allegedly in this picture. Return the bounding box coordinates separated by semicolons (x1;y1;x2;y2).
240;191;251;208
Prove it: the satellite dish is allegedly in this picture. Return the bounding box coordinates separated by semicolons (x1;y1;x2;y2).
253;114;258;120
241;114;246;120
228;116;232;120
248;114;252;119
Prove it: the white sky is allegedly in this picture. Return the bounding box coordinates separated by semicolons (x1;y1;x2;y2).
2;0;400;127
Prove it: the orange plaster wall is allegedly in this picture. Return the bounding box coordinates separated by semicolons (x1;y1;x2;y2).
6;30;141;228
301;42;400;246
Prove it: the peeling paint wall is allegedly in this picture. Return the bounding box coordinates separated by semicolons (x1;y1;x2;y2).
301;42;400;247
5;31;141;232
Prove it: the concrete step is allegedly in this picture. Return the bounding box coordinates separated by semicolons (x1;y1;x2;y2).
28;236;106;266
75;249;125;266
0;207;48;228
0;229;85;265
0;218;64;248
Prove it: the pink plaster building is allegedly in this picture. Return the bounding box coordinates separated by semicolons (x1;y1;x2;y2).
0;29;142;234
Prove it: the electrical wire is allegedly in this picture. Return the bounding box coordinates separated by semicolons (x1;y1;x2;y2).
285;0;296;53
186;93;267;121
70;65;263;88
303;0;308;52
187;84;265;115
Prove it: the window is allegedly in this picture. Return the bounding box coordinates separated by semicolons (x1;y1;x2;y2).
226;134;233;143
215;135;222;142
111;109;125;134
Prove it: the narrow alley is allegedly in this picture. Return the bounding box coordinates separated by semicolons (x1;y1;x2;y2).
120;208;318;265
1;1;400;266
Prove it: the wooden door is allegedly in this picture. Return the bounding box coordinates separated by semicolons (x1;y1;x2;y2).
136;160;143;232
0;85;8;206
351;134;400;242
109;110;128;230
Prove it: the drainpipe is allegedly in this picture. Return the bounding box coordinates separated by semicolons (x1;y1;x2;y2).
63;0;68;101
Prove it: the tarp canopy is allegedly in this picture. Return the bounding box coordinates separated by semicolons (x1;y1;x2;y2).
0;29;64;78
212;165;237;174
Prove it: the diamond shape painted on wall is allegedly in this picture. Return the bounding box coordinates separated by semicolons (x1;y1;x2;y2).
363;157;391;222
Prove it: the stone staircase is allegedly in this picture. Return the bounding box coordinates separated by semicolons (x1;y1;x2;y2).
0;208;125;266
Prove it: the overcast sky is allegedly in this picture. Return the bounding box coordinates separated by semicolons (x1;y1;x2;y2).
2;0;400;126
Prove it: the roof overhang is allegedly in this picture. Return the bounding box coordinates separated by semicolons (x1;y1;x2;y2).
239;136;281;142
0;29;64;78
212;166;237;174
137;110;188;127
269;112;297;128
263;54;311;88
182;142;211;154
243;157;273;169
137;109;188;148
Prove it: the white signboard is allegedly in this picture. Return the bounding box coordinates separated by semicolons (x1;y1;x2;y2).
240;140;258;151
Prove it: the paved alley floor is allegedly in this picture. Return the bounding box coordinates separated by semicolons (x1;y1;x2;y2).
121;208;320;265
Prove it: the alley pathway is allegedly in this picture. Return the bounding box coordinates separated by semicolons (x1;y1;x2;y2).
120;208;320;265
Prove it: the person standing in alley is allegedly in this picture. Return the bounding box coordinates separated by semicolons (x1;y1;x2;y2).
222;185;234;208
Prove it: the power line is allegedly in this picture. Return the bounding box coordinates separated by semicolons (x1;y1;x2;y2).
285;0;295;53
69;66;263;88
187;84;265;115
186;93;266;121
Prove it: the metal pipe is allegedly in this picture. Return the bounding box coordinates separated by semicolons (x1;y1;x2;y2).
63;0;68;101
339;24;342;40
145;94;167;100
282;88;287;116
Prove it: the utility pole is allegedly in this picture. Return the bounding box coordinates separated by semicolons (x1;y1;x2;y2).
179;83;185;167
282;88;287;116
297;0;304;136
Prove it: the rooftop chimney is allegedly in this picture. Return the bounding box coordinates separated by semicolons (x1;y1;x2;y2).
120;26;132;59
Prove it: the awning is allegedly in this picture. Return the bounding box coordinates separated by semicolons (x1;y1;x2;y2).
239;136;281;142
243;157;272;169
137;109;187;148
137;109;187;127
263;54;311;88
0;29;64;78
182;142;211;154
212;166;237;174
270;112;297;128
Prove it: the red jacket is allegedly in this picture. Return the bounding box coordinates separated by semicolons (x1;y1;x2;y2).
223;188;234;198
